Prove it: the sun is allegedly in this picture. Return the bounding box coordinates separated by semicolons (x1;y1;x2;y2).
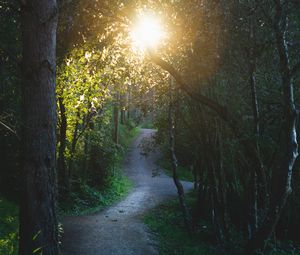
131;13;165;51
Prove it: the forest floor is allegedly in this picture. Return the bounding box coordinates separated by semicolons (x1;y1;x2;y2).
61;129;193;255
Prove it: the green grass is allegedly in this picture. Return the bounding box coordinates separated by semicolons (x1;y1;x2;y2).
158;158;195;182
0;197;18;255
59;125;140;216
139;117;154;129
144;192;218;255
119;125;141;149
0;124;141;255
59;172;133;216
145;192;300;255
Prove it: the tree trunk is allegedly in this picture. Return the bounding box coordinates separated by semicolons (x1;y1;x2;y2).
113;93;120;144
121;108;125;125
19;0;58;254
246;3;298;252
57;97;68;192
248;51;259;239
68;119;79;182
169;77;192;233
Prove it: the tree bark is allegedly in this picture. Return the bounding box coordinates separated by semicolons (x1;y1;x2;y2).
248;20;259;236
19;0;59;254
168;77;192;233
113;92;120;144
57;97;68;192
246;2;298;252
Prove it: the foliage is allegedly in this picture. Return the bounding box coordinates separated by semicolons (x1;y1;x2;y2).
145;193;300;255
144;192;218;255
1;0;300;253
59;172;133;216
59;125;140;215
0;197;18;255
0;0;21;195
158;158;194;182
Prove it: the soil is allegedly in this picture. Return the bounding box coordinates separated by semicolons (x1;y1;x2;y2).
61;129;193;255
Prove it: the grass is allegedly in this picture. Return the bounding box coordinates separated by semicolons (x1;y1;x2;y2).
119;125;141;148
144;192;218;255
58;172;133;216
144;192;300;255
158;158;195;182
0;124;141;255
59;125;141;216
0;197;18;255
140;117;154;129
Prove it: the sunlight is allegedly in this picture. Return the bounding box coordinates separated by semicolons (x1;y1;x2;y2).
131;13;165;51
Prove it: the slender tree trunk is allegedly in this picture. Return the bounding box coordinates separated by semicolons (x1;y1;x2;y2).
113;93;120;144
83;131;91;183
120;93;126;125
246;3;298;252
68;120;79;180
168;77;192;233
57;97;68;192
209;127;229;246
121;108;125;125
127;85;131;120
19;0;58;254
248;52;259;239
217;129;230;244
192;159;204;226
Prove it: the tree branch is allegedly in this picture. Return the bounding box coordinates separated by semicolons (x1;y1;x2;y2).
148;52;228;121
0;119;20;139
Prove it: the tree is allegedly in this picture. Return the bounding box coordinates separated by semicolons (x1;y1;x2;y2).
19;0;59;254
147;0;300;252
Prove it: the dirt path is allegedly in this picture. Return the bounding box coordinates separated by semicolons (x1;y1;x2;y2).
61;129;193;255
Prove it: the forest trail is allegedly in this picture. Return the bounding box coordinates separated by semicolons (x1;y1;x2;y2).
61;129;193;255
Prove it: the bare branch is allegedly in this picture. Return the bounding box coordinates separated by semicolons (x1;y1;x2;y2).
0;120;19;139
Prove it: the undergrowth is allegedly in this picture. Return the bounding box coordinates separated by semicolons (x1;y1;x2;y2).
58;172;133;216
0;125;140;255
144;192;218;255
144;192;300;255
59;125;140;216
158;158;194;182
0;197;18;255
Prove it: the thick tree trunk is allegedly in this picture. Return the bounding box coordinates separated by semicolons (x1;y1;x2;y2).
19;0;58;254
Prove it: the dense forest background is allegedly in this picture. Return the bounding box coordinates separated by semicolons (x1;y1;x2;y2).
1;0;300;254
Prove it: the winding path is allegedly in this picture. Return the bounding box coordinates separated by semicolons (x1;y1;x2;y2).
62;129;193;255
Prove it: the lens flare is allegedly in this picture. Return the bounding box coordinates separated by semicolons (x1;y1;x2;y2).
131;13;165;50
